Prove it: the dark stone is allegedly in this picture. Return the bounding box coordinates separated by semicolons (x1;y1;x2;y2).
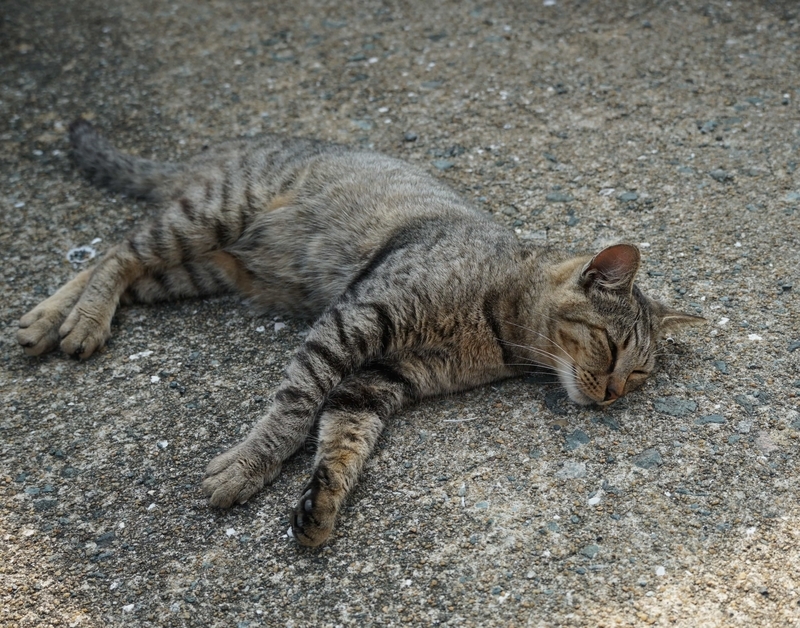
544;389;569;415
694;414;726;425
632;448;663;469
734;394;754;415
654;397;697;417
580;544;600;559
545;192;573;203
96;531;116;546
564;429;590;451
713;361;729;374
592;415;620;431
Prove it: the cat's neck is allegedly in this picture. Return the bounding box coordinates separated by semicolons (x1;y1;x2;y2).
493;250;589;373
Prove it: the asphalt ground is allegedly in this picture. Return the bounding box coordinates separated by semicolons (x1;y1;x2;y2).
1;1;798;626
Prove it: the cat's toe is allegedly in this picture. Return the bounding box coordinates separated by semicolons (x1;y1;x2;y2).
202;444;280;508
58;308;111;359
290;478;336;547
18;307;65;355
17;318;61;356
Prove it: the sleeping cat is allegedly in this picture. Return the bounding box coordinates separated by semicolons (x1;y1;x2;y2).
17;119;703;546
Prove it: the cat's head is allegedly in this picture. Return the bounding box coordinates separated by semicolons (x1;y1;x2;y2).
532;244;704;406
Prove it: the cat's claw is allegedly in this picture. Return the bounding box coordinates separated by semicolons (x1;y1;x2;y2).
58;307;111;359
202;443;281;508
290;477;337;547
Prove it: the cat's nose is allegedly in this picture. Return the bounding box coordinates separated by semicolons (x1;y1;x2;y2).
604;378;624;402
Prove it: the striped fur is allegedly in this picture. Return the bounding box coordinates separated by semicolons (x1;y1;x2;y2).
17;120;703;546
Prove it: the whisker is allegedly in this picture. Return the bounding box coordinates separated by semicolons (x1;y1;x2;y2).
497;339;574;371
502;319;573;360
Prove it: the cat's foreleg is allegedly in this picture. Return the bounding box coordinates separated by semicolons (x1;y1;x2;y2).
290;360;418;546
202;300;396;508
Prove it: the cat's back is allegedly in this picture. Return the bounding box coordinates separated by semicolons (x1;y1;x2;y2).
213;136;514;316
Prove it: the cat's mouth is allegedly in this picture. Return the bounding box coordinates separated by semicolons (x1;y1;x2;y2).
558;364;616;407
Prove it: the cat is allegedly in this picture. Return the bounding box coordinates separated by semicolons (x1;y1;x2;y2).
17;119;704;546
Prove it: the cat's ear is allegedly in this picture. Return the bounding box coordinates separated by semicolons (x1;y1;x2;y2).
580;244;640;292
651;300;707;336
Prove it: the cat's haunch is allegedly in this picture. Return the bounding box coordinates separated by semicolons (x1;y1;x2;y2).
18;120;704;546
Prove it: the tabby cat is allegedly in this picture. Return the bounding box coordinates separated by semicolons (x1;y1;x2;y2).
17;119;703;546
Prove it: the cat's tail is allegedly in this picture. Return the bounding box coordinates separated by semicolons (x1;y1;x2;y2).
69;118;183;202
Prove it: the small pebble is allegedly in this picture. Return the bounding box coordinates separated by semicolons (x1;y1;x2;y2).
709;169;733;182
67;245;97;264
556;461;587;479
699;120;718;134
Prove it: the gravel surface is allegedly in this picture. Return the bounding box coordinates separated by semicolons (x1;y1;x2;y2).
1;1;799;626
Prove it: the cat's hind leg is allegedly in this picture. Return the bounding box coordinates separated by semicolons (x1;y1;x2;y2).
122;251;254;304
36;187;247;358
17;250;251;357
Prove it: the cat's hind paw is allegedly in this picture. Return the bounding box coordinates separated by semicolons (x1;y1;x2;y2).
290;475;338;547
17;306;64;356
58;306;112;359
202;443;281;508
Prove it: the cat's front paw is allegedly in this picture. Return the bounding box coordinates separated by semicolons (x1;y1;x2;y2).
290;475;339;547
58;306;112;359
202;442;281;508
17;305;65;356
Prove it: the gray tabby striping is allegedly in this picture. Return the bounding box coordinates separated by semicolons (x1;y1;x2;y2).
17;120;703;546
